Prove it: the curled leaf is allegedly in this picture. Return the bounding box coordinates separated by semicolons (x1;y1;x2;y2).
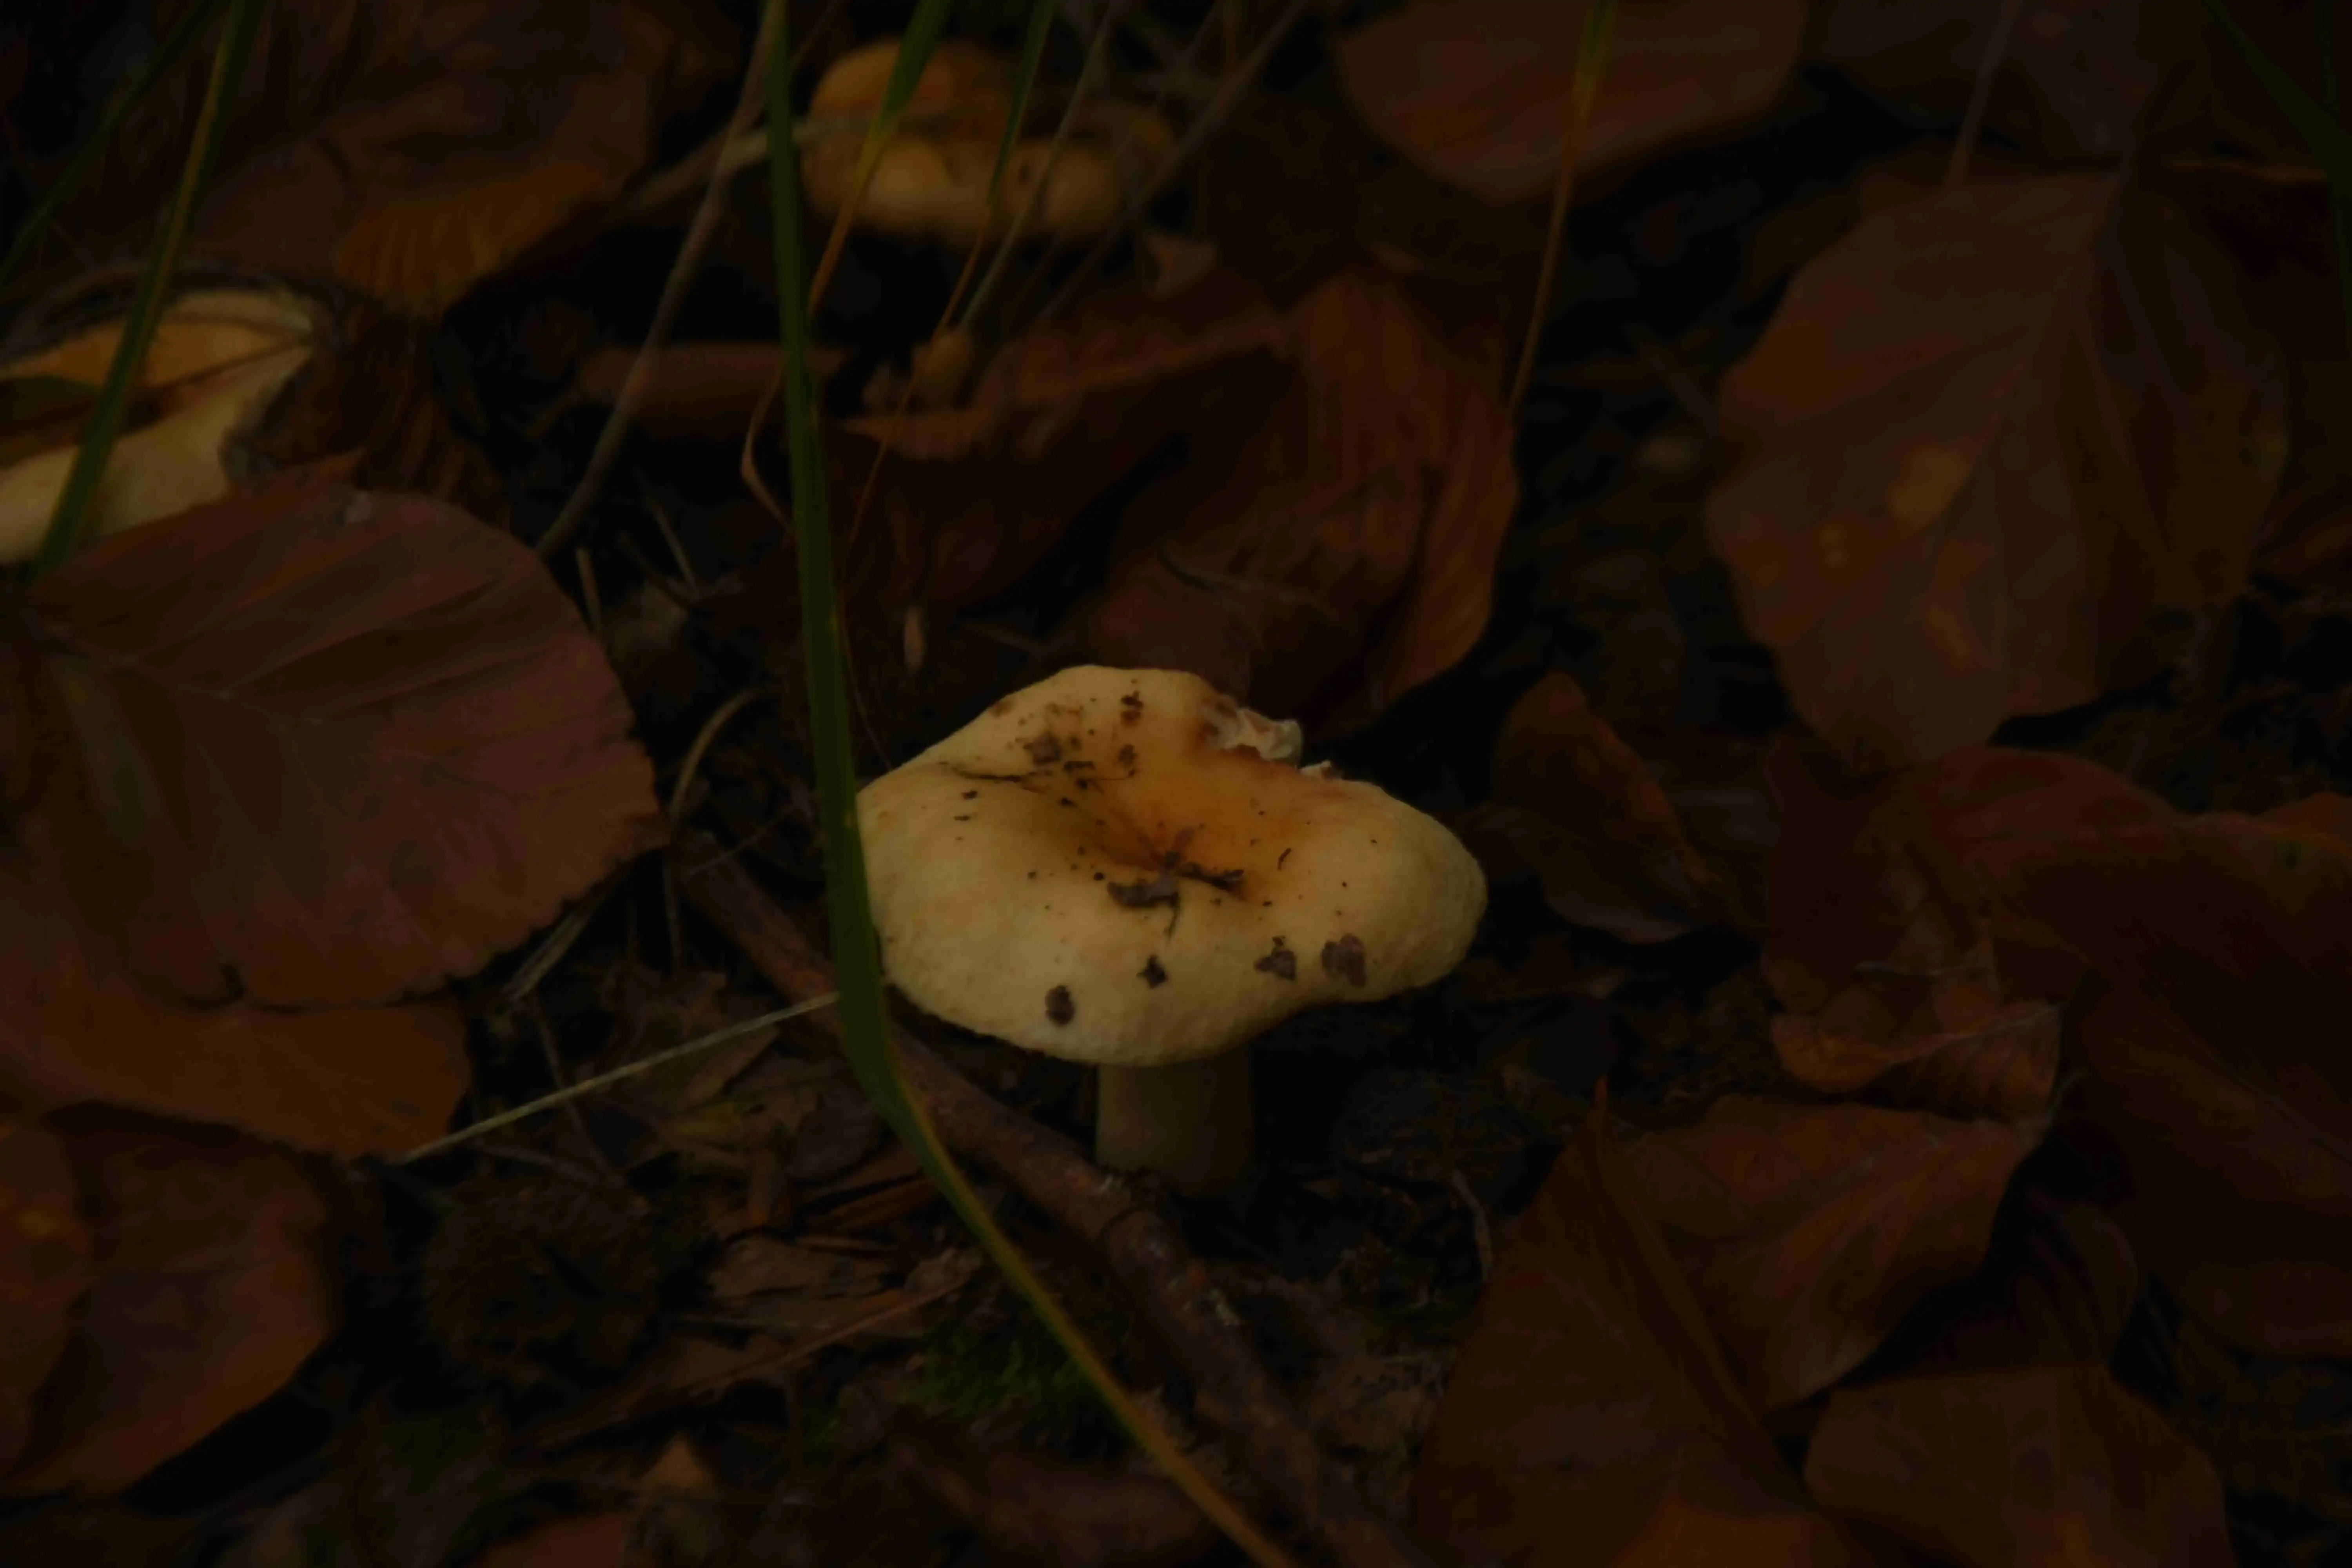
1622;1096;2045;1410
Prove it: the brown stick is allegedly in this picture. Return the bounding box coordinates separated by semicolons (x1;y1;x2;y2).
677;833;1444;1568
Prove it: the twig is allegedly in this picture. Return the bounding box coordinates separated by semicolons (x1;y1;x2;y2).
1945;0;2030;190
537;0;789;561
677;833;1440;1568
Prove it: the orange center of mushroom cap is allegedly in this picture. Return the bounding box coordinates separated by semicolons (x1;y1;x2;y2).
855;667;1487;1068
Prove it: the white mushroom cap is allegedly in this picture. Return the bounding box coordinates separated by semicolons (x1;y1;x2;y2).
857;667;1486;1066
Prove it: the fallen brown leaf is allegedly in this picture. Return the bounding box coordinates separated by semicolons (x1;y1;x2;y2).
1761;744;2352;1356
1876;1190;2143;1378
471;1514;633;1568
1621;1096;2045;1411
55;0;731;315
895;1435;1220;1568
1760;742;2161;1096
1805;1365;2234;1567
0;920;466;1158
1411;1101;1866;1565
1336;0;1809;205
0;1501;207;1568
1085;267;1519;730
1982;792;2352;1096
2069;991;2352;1359
0;1116;94;1476
835;266;1287;616
2;1116;334;1495
1463;671;1723;944
1809;0;2200;164
2;474;665;1009
1706;177;2286;768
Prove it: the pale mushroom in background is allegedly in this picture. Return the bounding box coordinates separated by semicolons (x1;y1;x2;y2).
857;666;1487;1194
799;36;1176;250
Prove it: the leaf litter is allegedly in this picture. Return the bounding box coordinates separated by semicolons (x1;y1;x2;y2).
4;0;2352;1561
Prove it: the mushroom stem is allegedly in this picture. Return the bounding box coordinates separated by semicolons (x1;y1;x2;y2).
1094;1051;1253;1196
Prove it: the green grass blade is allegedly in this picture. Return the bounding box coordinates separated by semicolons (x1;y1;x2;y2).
27;0;267;580
0;0;235;301
2203;0;2352;181
988;0;1059;196
761;7;1291;1562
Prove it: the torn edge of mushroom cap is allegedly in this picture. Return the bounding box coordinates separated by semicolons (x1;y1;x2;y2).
856;666;1487;1070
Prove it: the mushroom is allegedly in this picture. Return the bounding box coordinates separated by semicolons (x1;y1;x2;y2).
800;36;1175;250
857;666;1486;1194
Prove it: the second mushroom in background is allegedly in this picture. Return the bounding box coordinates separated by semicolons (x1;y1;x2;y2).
856;666;1487;1195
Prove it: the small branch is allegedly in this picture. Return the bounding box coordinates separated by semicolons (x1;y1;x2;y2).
677;833;1440;1568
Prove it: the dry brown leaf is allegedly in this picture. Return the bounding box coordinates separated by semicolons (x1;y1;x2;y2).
1621;1096;2045;1411
56;0;730;314
1985;793;2352;1094
2069;991;2352;1360
894;1436;1220;1568
1336;0;1809;205
0;1117;93;1476
1706;177;2286;769
1759;742;2161;1086
833;267;1287;617
1878;1191;2143;1378
471;1514;633;1568
1773;971;2062;1122
1464;671;1723;943
1809;0;2201;164
1805;1366;2233;1567
2;1118;334;1496
1085;267;1518;730
0;1501;208;1568
1411;1103;1866;1566
2;474;665;1009
0;920;465;1157
1761;744;2352;1357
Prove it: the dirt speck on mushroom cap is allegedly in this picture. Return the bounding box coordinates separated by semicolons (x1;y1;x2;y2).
856;668;1486;1067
